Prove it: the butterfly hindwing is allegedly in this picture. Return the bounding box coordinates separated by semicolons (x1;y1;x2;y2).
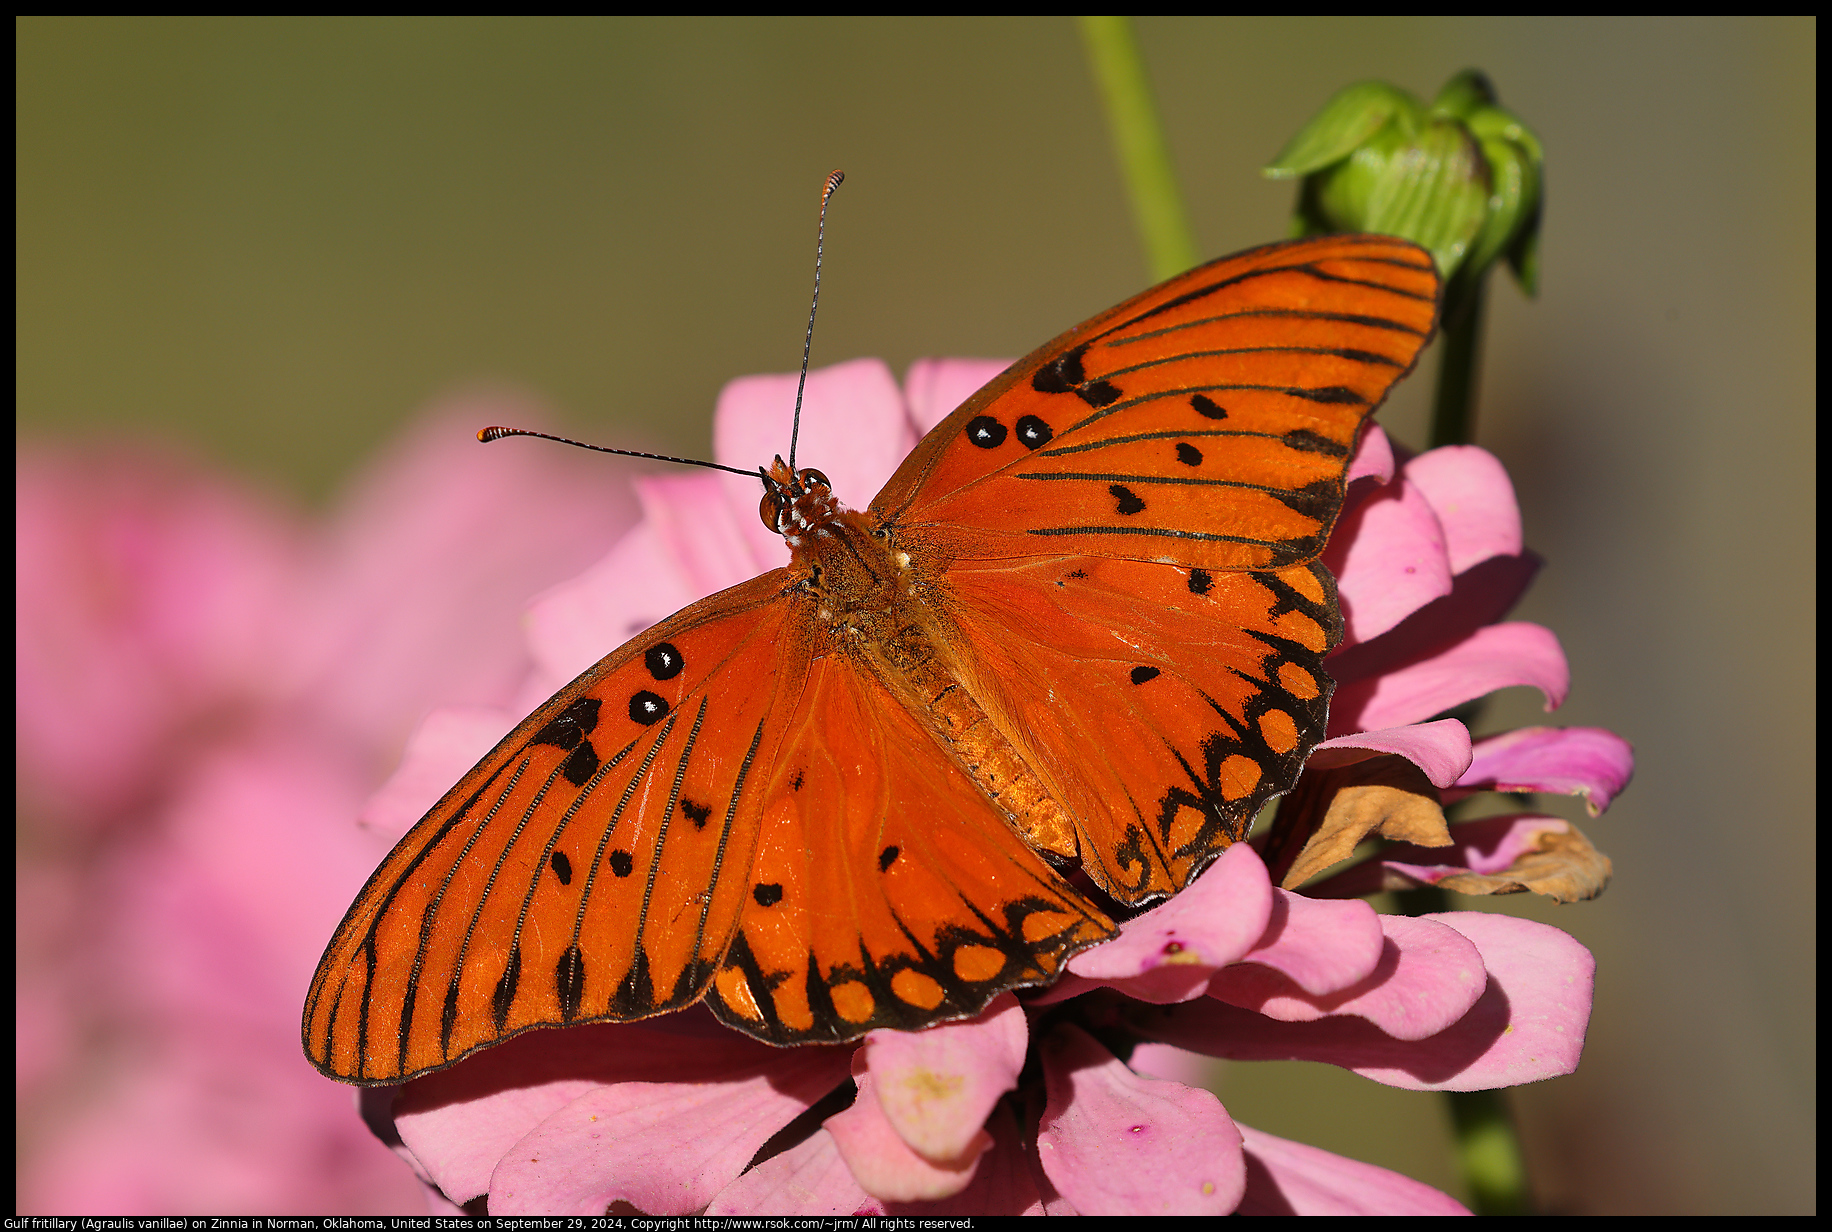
931;555;1340;904
304;571;808;1083
706;648;1114;1043
874;234;1439;572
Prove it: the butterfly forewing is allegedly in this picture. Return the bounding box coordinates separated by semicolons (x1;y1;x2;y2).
875;235;1438;571
304;572;805;1083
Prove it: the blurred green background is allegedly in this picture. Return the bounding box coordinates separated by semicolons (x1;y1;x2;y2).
17;17;1815;1214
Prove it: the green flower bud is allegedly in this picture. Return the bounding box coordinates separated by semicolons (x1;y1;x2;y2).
1266;70;1543;312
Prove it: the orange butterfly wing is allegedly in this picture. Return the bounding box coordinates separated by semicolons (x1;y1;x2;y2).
306;572;793;1081
925;555;1340;905
305;571;1111;1080
870;234;1437;904
875;233;1439;570
704;648;1112;1045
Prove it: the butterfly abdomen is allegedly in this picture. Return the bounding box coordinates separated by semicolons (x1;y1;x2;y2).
869;614;1082;863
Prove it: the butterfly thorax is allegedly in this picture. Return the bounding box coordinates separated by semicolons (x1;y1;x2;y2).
762;458;1082;864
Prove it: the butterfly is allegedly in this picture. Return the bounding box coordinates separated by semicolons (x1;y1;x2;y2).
304;232;1440;1083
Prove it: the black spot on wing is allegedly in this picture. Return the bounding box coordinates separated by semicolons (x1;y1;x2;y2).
645;642;685;680
1130;665;1160;685
1110;484;1146;515
1176;442;1202;466
612;948;653;1017
557;944;585;1021
966;416;1006;448
629;691;669;725
1191;394;1228;420
1282;428;1350;457
609;850;634;877
1189;569;1213;595
440;977;462;1057
1270;479;1339;520
878;845;900;872
491;945;522;1033
1078;380;1121;408
1016;415;1054;449
560;741;599;787
1032;343;1120;407
549;851;573;885
1032;344;1089;394
532;697;601;749
753;883;784;907
682;798;713;829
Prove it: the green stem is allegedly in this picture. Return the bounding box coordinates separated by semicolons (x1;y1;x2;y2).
1076;16;1199;282
1416;271;1534;1212
1447;1089;1533;1214
1428;276;1487;449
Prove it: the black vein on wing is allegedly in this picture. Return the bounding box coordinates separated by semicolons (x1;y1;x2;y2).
437;757;571;1051
1089;343;1404;385
673;713;771;1005
384;755;531;1070
630;696;709;959
1106;305;1434;349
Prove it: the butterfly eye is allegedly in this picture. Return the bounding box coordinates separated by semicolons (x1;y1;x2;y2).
798;468;831;492
759;492;784;531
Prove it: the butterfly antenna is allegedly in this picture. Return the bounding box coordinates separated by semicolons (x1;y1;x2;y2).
787;169;845;473
477;426;761;479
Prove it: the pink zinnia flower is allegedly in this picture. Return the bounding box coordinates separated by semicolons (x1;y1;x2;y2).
363;358;1630;1215
16;400;640;1213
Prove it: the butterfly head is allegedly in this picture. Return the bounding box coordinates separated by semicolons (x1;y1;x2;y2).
759;455;848;550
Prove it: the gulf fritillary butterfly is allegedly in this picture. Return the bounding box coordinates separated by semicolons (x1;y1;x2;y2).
304;230;1440;1084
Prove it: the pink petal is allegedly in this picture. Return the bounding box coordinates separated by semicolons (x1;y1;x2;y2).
1329;622;1569;736
826;1057;989;1202
1137;912;1592;1091
727;1100;1056;1217
520;513;709;695
910;1099;1062;1216
358;705;518;839
1448;726;1635;816
1058;842;1273;1003
713;357;919;516
294;403;638;753
1126;1041;1219;1086
1235;1122;1470;1215
638;470;786;593
489;1059;846;1215
1325;552;1540;689
393;1019;849;1205
1343;422;1397;492
862;993;1027;1162
1404;446;1522;574
707;1129;881;1216
16;446;304;822
1309;718;1474;789
903;358;1013;432
1235;890;1386;997
118;734;393;1032
1210;915;1487;1040
1036;1025;1244;1214
1324;474;1454;648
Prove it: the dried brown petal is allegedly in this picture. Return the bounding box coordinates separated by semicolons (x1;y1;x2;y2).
1273;754;1454;890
